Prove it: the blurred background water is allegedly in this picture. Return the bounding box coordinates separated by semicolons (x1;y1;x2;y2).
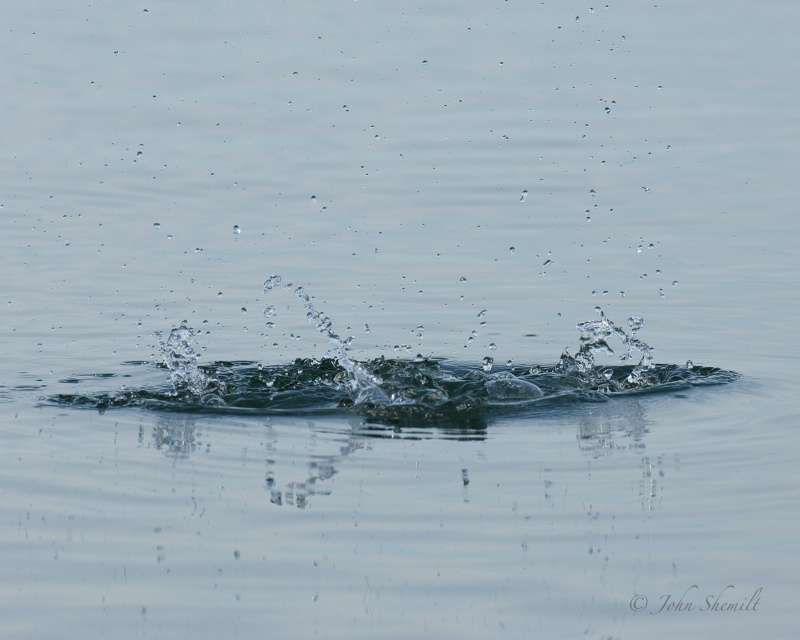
1;1;798;638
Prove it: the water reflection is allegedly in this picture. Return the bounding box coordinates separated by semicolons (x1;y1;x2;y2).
151;416;200;459
576;395;648;456
142;393;661;508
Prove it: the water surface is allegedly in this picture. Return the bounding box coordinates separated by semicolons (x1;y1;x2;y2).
2;1;798;638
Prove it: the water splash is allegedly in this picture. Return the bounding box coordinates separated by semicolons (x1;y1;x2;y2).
51;281;738;422
155;324;227;404
557;307;655;389
264;276;389;404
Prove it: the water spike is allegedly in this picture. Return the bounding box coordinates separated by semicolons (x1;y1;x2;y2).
262;274;389;405
156;324;220;397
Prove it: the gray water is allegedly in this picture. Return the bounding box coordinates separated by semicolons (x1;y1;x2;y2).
2;1;798;638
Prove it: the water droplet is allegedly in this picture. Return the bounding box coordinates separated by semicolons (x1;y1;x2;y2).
489;342;497;351
462;468;470;486
233;549;240;559
233;224;241;237
310;195;316;202
543;259;553;267
459;276;467;283
627;316;644;332
671;280;678;287
619;291;625;297
241;307;247;314
685;360;694;369
482;356;494;371
659;288;665;298
364;323;370;334
509;246;516;253
153;222;162;229
520;190;528;203
477;309;487;318
264;275;282;292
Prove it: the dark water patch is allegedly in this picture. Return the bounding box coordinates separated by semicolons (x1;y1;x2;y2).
48;356;738;427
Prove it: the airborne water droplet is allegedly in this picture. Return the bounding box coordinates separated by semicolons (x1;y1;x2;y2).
520;190;528;203
233;225;240;237
264;275;282;292
482;356;494;371
627;316;644;332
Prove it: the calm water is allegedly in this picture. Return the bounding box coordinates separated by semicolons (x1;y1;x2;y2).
2;1;798;638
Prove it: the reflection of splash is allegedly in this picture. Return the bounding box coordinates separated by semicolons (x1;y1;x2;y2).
265;428;367;508
131;392;679;509
152;416;199;459
576;396;648;456
145;413;369;509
